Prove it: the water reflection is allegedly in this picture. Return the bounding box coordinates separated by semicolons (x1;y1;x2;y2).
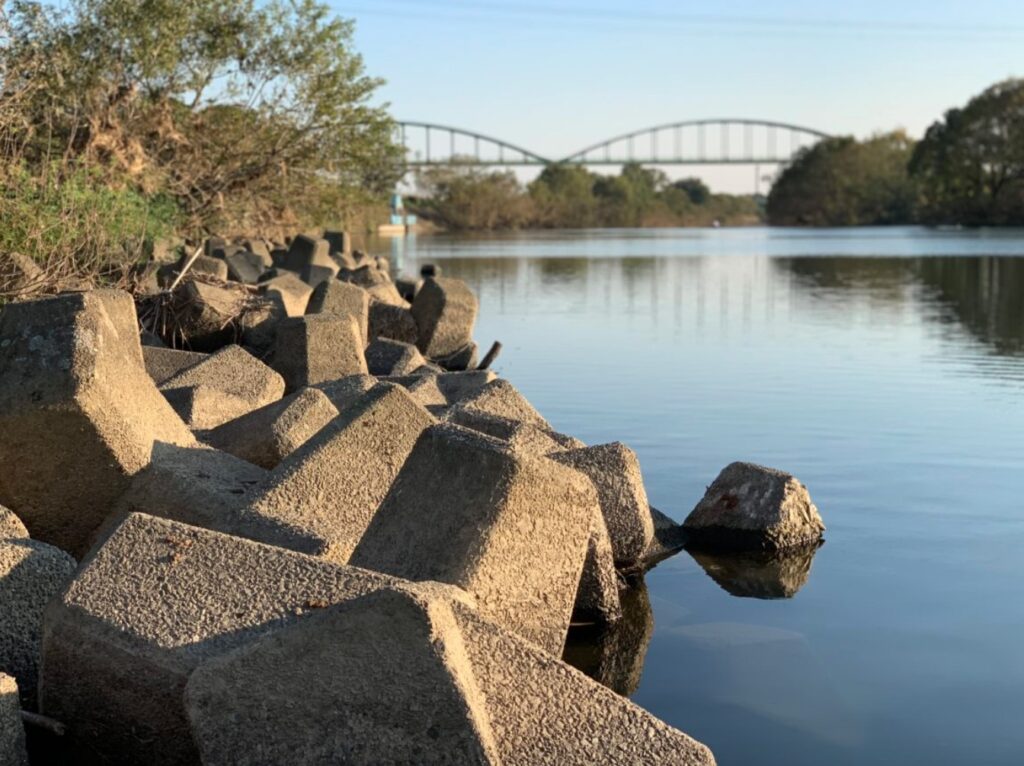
563;581;655;696
687;543;823;600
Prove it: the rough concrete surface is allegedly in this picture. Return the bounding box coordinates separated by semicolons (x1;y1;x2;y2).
1;539;77;709
365;337;427;376
412;277;479;359
305;280;369;345
271;314;368;391
368;300;419;345
245;383;436;562
142;346;208;387
161;344;284;415
39;513;408;766
0;674;28;766
351;423;596;656
203;388;339;468
549;443;655;567
684;462;825;551
0;506;28;540
0;291;194;554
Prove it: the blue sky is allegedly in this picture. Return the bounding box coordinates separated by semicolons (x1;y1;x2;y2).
337;1;1024;190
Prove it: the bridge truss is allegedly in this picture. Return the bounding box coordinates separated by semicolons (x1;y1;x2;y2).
397;119;830;168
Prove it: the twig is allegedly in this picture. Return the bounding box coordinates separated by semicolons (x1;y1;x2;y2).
21;711;66;737
166;245;204;293
477;341;502;371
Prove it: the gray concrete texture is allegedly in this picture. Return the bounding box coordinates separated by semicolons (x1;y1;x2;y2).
350;423;596;656
683;461;825;551
271;314;368;391
305;279;369;345
244;383;436;562
203;387;339;468
0;290;195;555
412;277;479;359
0;674;28;766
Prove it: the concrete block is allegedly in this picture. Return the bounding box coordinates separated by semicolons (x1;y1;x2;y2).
0;674;28;766
323;230;350;255
204;388;339;468
276;235;337;287
224;249;267;284
365;281;408;307
0;506;28;540
365;337;427;376
434;370;498;404
260;271;313;317
573;512;622;624
171;280;248;351
549;443;655;567
351;423;596;655
271;314;368;391
1;539;76;709
446;378;549;428
245;383;436;562
368;299;419;344
412;277;479;359
314;374;377;411
683;462;825;551
160;385;254;431
185;587;498;766
161;344;285;416
306;280;369;345
340;263;389;288
395;275;421;302
142;346;208;387
0;291;194;554
434;340;479;371
39;513;405;765
179;254;228;281
445;410;566;455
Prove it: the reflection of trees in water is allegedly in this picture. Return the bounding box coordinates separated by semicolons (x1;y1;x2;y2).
916;257;1024;356
778;256;1024;356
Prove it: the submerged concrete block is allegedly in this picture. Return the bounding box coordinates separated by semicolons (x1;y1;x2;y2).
412;277;479;359
1;539;76;709
186;587;498;766
142;347;208;387
365;337;427;376
0;674;28;766
550;443;655;567
39;513;405;766
0;291;194;554
161;344;285;416
368;299;419;345
306;280;369;345
271;314;368;391
245;383;436;562
683;462;825;551
204;388;339;468
351;423;596;655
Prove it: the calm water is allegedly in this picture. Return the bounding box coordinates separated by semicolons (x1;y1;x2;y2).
372;227;1024;766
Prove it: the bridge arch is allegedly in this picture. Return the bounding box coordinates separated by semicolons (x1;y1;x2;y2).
397;121;551;167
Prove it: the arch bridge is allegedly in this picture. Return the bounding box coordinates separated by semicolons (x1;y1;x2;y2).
397;119;830;168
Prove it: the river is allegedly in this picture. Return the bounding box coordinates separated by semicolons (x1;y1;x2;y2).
371;227;1024;766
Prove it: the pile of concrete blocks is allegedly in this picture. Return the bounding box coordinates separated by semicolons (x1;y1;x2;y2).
0;251;833;761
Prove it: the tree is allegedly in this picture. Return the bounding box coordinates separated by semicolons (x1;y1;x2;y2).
766;132;918;226
672;177;711;205
413;163;532;230
910;78;1024;225
527;164;598;228
1;0;402;234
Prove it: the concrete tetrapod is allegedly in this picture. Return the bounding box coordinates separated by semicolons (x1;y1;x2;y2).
0;290;194;554
244;383;436;562
1;539;77;709
38;513;413;766
412;277;479;359
350;423;596;656
185;585;715;766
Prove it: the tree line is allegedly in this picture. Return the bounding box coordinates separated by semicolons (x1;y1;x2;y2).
410;163;763;231
767;79;1024;226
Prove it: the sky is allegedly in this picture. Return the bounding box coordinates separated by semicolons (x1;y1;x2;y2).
336;0;1024;192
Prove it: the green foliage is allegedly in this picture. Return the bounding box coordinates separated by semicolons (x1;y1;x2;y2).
766;132;918;226
910;79;1024;225
0;0;400;289
673;177;711;205
412;162;762;231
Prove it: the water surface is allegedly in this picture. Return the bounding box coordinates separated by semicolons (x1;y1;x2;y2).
372;227;1024;766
